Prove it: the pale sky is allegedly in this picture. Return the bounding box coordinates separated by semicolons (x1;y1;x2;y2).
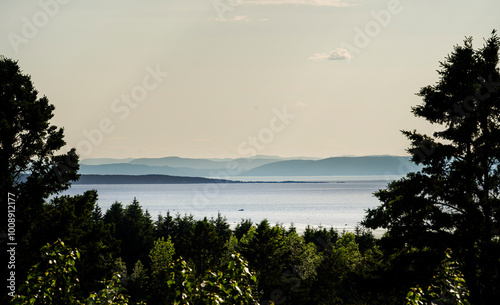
2;0;499;159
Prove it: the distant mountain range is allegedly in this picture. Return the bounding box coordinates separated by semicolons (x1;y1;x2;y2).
242;156;420;176
78;155;421;178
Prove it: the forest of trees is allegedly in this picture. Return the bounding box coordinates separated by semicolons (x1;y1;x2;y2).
7;193;461;305
1;31;499;304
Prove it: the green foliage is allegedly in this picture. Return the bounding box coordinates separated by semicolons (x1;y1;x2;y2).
303;225;339;252
148;237;175;304
36;190;118;292
128;260;149;302
104;198;155;270
223;235;240;265
12;239;81;305
354;225;377;254
12;197;418;305
235;218;254;240
13;239;142;305
146;232;259;304
149;237;175;273
282;231;322;281
162;254;259;305
122;198;155;268
111;257;128;280
312;232;363;304
310;231;392;305
164;258;196;305
239;225;257;246
103;202;124;226
190;217;227;273
86;274;133;305
155;211;175;238
406;249;471;305
199;253;259;305
211;212;232;241
155;213;233;275
239;220;287;301
335;232;363;272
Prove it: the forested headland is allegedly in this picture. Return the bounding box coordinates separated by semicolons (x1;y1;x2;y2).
1;32;500;304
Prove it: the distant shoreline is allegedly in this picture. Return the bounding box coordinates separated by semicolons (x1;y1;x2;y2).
74;174;397;184
74;174;238;184
74;174;337;184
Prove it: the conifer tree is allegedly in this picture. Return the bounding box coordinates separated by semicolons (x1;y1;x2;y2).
1;56;79;301
363;31;500;304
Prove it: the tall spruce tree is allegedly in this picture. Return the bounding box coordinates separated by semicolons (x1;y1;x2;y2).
1;57;79;301
363;31;500;304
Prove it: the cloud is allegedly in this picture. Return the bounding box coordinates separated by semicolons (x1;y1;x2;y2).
213;15;249;22
213;15;268;22
241;0;354;7
232;15;250;22
309;48;353;61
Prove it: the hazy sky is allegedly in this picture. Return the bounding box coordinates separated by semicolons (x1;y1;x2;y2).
2;0;499;159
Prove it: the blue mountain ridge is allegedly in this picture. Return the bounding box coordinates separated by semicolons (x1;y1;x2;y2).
79;155;421;177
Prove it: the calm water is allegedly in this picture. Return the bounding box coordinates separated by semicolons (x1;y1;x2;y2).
58;176;395;233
